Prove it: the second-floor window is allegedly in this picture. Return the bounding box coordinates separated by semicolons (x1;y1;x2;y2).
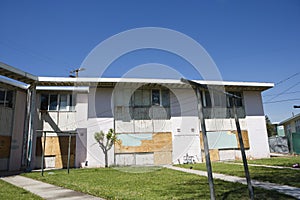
202;91;243;108
0;89;13;108
40;93;75;111
129;88;170;120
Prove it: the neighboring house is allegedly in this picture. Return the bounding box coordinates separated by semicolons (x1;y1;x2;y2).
0;62;274;171
279;113;300;154
280;113;300;135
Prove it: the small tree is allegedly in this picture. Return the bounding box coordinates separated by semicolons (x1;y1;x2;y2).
94;128;117;167
265;115;276;137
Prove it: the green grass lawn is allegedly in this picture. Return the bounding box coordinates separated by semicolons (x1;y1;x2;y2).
0;179;42;200
238;156;300;167
178;159;300;188
23;167;294;200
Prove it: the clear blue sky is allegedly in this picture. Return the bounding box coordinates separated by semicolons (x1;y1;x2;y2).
0;0;299;122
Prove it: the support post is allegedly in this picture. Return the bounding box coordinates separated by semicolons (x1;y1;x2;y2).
180;78;215;200
26;83;37;171
233;99;254;200
195;87;216;200
41;131;46;176
67;133;72;174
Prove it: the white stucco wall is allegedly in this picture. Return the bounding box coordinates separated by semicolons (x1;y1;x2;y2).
85;88;114;167
36;86;270;167
243;91;270;159
170;88;201;164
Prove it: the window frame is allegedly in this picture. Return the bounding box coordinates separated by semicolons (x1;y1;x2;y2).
40;93;75;112
202;90;244;108
0;88;14;108
129;88;170;120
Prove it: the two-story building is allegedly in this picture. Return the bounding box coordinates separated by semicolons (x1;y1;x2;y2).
0;62;274;170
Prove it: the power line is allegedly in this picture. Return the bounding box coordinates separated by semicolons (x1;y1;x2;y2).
264;98;300;104
0;39;72;68
266;81;300;102
275;71;300;86
263;90;300;97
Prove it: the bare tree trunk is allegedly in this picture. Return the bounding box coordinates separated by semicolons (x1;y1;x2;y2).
104;151;108;168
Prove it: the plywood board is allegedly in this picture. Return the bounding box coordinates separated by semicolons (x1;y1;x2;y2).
154;151;172;165
115;132;172;153
235;131;250;149
0;136;11;158
202;149;219;162
36;136;76;168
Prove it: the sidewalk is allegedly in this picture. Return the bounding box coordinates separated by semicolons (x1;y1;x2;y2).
166;165;300;199
1;175;105;200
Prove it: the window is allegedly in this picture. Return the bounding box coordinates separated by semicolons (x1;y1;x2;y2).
130;88;170;120
152;90;160;105
227;92;243;107
59;94;68;111
0;89;13;108
40;93;75;111
49;94;58;110
202;91;243;108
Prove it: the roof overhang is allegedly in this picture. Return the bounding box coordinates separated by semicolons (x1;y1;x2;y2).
37;77;274;91
0;62;274;92
0;62;38;84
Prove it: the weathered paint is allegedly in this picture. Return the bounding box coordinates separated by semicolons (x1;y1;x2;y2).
32;85;271;168
9;90;26;171
206;131;238;149
0;89;27;171
115;132;172;154
117;134;152;146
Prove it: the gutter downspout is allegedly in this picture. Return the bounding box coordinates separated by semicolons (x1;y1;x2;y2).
25;82;37;171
